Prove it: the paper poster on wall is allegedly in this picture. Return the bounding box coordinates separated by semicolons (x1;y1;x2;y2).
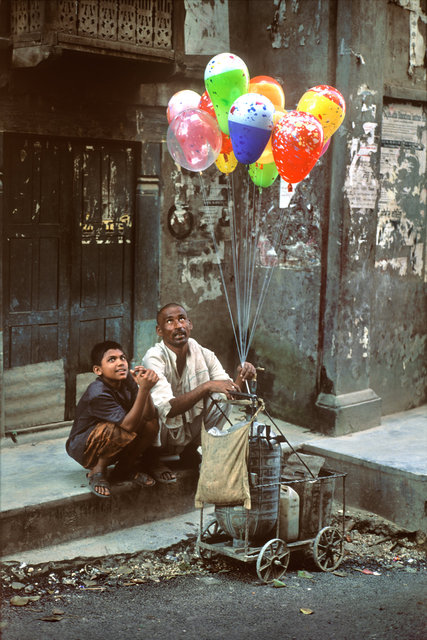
376;103;426;279
279;178;298;208
344;122;379;211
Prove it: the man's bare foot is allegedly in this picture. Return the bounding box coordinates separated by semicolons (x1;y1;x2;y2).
148;463;177;484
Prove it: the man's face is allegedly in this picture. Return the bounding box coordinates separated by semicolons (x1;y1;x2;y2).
157;305;192;350
93;349;129;387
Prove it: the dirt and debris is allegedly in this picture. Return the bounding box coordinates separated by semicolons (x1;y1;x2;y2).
330;508;426;572
1;508;425;606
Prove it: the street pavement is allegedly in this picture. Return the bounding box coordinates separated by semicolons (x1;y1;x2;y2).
1;565;426;640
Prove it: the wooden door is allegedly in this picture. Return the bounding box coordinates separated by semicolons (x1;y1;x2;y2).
3;134;136;428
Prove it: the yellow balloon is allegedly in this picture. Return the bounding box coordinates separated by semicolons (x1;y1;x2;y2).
297;86;345;142
257;109;286;164
215;150;238;174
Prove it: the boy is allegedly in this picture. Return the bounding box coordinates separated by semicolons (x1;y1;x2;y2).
66;340;159;498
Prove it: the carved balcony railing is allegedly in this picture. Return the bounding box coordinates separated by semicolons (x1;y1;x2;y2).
10;0;174;67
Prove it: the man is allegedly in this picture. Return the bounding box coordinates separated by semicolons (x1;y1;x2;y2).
142;303;256;478
66;341;159;498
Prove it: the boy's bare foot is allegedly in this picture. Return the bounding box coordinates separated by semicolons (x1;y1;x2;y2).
87;471;111;498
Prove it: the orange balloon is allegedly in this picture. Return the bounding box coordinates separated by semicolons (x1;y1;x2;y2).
257;109;286;164
249;76;285;110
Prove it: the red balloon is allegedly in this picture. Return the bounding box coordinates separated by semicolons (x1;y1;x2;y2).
221;133;233;154
199;90;216;119
272;111;324;183
199;91;233;155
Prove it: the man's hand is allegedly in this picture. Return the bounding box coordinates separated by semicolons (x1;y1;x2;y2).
208;379;240;399
237;362;256;381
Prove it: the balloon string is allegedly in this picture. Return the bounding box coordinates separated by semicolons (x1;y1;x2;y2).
229;170;244;362
243;183;261;359
246;203;290;352
241;170;251;357
198;168;292;366
198;172;244;364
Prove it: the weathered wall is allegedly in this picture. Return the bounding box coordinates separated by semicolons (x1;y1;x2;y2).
232;0;425;423
233;0;333;423
153;0;426;426
1;0;425;434
370;1;427;413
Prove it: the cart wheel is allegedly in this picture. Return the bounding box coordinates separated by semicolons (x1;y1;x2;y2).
196;518;225;560
312;526;344;572
256;538;290;584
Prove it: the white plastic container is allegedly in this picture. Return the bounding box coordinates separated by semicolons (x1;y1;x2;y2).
278;485;300;542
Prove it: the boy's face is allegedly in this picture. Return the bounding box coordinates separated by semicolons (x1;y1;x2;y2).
93;349;128;387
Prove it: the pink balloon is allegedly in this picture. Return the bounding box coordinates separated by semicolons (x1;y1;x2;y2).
167;90;201;124
167;108;222;172
320;137;331;157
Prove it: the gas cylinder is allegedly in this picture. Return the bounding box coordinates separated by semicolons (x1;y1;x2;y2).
215;423;281;543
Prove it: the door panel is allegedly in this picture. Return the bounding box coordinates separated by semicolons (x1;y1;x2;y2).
3;134;136;429
71;143;134;374
4;137;67;370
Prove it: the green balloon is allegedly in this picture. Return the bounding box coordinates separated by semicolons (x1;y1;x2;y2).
205;68;249;135
248;161;279;188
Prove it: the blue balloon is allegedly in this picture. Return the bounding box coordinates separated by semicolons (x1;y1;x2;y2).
228;93;275;164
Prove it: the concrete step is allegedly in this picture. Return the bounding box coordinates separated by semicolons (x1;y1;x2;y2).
302;405;427;533
0;414;318;559
0;508;211;567
0;427;199;557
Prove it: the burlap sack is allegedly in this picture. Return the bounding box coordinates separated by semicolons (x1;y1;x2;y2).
195;421;251;509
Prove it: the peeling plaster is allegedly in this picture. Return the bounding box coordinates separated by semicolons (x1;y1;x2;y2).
395;0;427;76
135;110;144;136
339;38;366;65
268;0;322;49
377;323;426;400
360;326;369;357
168;168;230;305
375;257;408;275
180;249;223;302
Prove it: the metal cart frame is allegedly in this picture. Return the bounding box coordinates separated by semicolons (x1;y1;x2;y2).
196;393;347;583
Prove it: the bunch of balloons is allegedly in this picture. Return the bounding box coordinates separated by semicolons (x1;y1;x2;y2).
166;52;346;188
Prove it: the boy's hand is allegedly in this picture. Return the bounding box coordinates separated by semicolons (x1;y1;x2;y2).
133;367;159;390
